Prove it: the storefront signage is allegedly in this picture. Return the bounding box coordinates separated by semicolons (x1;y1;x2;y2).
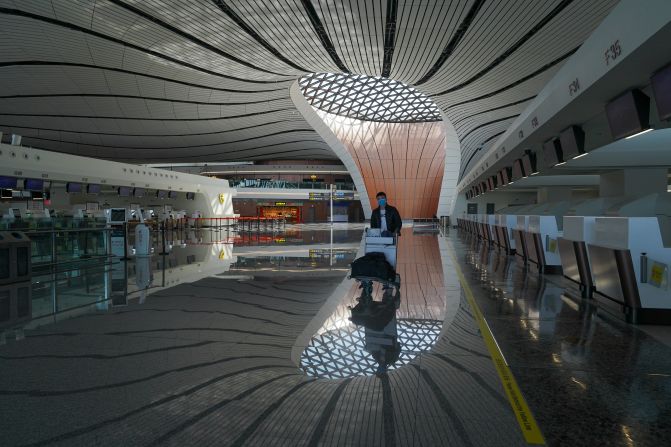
257;201;303;206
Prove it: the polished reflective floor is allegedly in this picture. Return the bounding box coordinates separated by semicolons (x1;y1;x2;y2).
1;224;670;446
457;232;671;447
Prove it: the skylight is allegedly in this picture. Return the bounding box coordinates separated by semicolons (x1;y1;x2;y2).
299;72;442;123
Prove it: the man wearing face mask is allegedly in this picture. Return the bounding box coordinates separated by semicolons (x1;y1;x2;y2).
370;192;402;235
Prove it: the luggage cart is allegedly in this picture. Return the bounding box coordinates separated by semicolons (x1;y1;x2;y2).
350;228;401;300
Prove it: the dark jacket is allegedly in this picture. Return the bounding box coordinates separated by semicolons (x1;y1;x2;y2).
370;204;402;234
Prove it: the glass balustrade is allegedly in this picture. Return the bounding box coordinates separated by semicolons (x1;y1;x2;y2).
1;217;110;267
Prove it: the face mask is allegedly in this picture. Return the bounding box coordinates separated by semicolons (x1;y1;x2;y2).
377;198;386;207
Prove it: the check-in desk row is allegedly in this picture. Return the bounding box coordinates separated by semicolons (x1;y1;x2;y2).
558;194;671;324
457;210;563;274
457;193;671;324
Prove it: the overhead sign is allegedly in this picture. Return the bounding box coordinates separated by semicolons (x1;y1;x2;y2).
308;192;330;201
333;191;355;201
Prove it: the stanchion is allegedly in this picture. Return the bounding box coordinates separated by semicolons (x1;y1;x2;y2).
120;223;131;261
159;221;168;255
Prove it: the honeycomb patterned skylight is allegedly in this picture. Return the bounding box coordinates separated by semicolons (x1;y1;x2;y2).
299;72;442;123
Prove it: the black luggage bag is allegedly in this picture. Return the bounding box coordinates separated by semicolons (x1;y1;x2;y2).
350;252;396;282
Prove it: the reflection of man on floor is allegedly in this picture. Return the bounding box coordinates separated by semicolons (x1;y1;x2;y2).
350;286;402;377
370;192;402;236
366;323;401;376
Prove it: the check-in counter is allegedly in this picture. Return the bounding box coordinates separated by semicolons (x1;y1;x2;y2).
475;214;494;243
587;194;671;324
467;216;476;235
524;201;584;274
476;214;489;241
486;214;498;246
460;215;478;236
559;216;597;296
494;214;517;254
512;215;528;264
527;215;562;274
496;203;538;259
556;197;626;296
471;214;481;238
460;215;472;234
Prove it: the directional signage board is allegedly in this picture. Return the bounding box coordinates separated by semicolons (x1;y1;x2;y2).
333;191;355;201
308;192;330;201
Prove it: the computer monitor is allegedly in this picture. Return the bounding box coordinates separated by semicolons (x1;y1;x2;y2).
651;63;671;121
501;167;512;185
87;184;101;194
109;208;127;224
521;152;537;176
559;126;586;160
605;89;650;140
66;182;82;193
0;176;17;189
24;179;43;191
542;138;563;167
512;159;526;180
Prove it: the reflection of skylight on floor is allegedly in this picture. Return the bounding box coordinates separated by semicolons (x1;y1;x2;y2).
299;73;442;123
300;318;443;379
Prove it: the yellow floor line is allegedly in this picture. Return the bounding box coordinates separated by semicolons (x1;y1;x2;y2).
448;250;546;445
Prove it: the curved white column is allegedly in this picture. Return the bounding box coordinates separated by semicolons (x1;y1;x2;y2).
436;112;461;217
290;81;372;217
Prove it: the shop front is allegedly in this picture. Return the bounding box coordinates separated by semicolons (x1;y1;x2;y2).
258;201;303;223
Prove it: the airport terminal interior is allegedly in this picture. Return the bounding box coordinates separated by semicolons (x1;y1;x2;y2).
2;1;671;446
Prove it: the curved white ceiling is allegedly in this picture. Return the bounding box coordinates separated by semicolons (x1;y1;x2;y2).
0;0;618;179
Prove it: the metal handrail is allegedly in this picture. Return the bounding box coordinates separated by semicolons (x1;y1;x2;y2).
230;180;356;191
32;254;115;269
20;227;113;235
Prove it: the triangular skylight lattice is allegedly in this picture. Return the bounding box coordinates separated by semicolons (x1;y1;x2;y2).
299;73;442;123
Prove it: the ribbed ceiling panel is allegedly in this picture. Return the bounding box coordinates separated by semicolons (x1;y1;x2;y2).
0;0;618;170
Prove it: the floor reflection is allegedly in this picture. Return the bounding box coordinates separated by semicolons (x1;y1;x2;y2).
300;229;447;378
2;224;530;446
456;230;671;446
2;224;363;338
